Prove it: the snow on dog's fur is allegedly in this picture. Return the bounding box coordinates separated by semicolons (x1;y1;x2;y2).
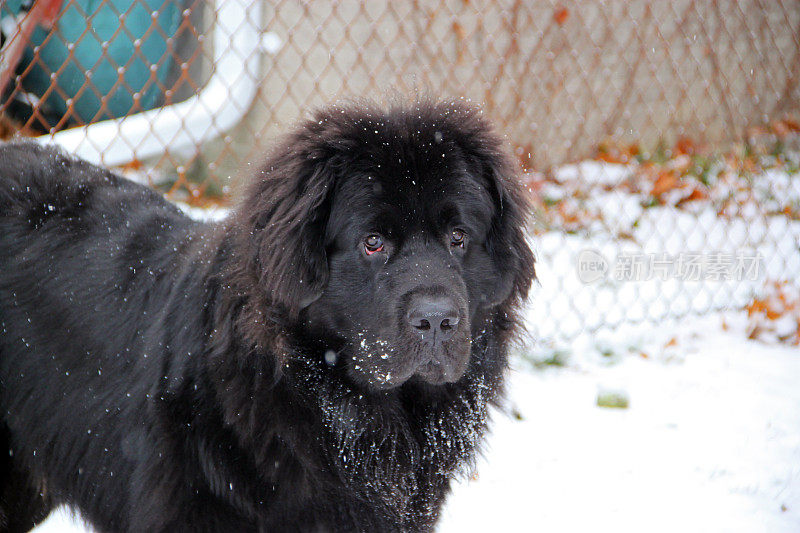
0;100;534;532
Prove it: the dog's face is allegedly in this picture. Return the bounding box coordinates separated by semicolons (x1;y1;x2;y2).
304;154;496;389
239;102;534;391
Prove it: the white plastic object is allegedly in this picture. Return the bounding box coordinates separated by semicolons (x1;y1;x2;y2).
35;0;262;167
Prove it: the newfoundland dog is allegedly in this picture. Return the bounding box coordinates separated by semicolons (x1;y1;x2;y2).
0;100;534;532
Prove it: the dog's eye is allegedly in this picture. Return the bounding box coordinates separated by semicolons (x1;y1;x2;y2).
450;228;466;247
364;234;384;255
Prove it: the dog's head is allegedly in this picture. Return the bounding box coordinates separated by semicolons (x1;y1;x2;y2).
233;100;534;390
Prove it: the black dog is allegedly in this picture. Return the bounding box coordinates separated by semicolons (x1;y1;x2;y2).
0;100;534;532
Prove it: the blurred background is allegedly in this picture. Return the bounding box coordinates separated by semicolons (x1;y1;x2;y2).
3;1;799;531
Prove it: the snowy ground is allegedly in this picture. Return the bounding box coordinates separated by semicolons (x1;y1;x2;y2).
440;314;800;533
525;159;800;346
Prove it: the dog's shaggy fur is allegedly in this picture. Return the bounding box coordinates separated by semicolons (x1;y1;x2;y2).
0;101;534;532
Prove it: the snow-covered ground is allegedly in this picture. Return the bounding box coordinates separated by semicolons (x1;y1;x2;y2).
440;314;800;533
525;159;800;346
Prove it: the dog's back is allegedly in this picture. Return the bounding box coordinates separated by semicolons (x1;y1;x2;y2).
0;142;202;531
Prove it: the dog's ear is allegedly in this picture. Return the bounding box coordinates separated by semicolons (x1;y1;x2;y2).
233;121;339;318
449;104;536;308
482;149;536;307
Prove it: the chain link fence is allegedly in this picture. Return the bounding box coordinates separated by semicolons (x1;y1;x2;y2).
2;0;799;349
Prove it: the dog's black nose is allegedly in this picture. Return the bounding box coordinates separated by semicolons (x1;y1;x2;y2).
407;296;460;343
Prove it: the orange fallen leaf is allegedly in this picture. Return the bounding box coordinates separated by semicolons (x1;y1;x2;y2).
553;7;569;25
676;187;708;206
120;158;144;171
674;136;697;156
651;172;682;197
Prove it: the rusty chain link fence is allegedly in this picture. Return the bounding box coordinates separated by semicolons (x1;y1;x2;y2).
2;0;799;351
